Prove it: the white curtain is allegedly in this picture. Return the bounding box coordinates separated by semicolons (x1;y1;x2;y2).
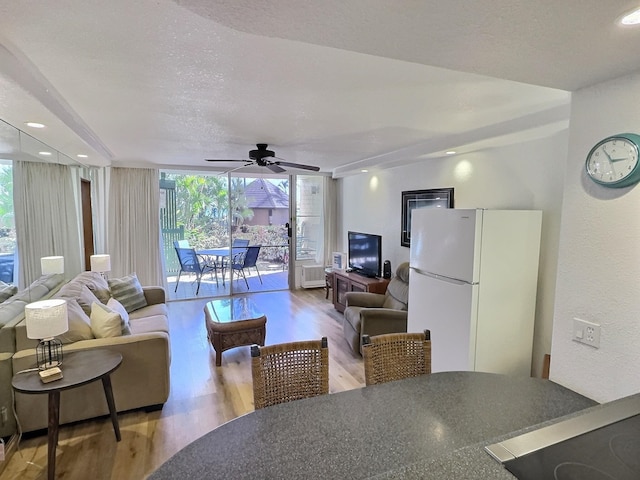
321;176;337;266
13;161;83;288
90;166;110;254
107;167;163;286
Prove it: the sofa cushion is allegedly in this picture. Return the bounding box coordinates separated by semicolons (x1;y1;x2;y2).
0;282;17;303
106;297;131;335
108;273;148;313
90;302;122;338
58;298;94;344
128;302;168;320
0;298;28;328
57;282;102;316
74;271;111;304
129;314;170;335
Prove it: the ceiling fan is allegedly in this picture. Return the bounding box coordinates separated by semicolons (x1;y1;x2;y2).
205;144;320;173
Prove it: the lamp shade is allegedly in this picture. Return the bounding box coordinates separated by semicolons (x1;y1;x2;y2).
40;256;64;275
90;254;111;273
25;299;68;340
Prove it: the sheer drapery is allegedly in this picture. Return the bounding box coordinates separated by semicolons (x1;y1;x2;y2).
107;167;163;286
322;176;337;266
90;167;109;255
13;161;82;288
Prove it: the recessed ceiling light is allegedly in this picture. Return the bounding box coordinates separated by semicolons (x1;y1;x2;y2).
361;169;368;173
620;8;640;25
445;151;456;155
38;151;52;156
77;154;88;158
25;122;45;128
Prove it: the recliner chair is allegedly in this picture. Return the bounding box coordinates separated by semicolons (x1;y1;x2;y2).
342;261;410;355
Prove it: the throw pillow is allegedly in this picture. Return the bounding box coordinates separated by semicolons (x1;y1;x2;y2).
74;271;111;304
108;273;148;313
106;297;132;335
90;302;122;338
57;282;102;316
0;281;17;303
58;298;94;344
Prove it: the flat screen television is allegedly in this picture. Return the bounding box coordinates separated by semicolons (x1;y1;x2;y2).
348;231;382;278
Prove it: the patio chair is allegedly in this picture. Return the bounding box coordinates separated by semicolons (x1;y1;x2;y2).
173;242;220;295
232;238;250;248
251;337;329;409
231;245;262;289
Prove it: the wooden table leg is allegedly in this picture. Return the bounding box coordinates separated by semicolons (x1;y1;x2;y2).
101;375;121;441
213;332;222;367
48;390;60;480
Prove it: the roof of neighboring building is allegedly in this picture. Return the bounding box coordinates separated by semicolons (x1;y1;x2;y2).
245;179;289;209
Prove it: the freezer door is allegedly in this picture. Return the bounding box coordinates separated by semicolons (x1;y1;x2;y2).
409;208;480;283
407;269;478;372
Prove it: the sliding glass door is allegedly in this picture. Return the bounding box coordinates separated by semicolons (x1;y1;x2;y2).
161;171;291;300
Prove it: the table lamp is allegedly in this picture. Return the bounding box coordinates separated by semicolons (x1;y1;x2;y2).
25;299;68;370
90;254;111;278
40;256;64;275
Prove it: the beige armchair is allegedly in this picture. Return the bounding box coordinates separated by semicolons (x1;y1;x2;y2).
342;262;410;355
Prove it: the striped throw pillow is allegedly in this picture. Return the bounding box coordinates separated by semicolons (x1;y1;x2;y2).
108;273;148;313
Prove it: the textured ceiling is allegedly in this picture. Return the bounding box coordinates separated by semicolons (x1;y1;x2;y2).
0;1;638;176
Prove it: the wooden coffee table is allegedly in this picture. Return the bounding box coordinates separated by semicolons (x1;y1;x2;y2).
12;349;122;480
204;297;267;366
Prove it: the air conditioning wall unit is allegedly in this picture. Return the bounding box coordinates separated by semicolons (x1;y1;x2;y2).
301;265;326;288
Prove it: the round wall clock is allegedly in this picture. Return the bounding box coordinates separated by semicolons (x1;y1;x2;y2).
585;133;640;188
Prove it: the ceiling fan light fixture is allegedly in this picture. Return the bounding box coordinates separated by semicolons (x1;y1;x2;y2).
620;8;640;25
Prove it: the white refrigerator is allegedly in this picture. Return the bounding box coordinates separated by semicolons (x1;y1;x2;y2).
407;208;542;376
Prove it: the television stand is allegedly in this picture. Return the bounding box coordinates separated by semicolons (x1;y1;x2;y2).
355;271;378;279
332;270;390;313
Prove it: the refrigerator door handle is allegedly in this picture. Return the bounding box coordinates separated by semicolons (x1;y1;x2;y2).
410;266;478;286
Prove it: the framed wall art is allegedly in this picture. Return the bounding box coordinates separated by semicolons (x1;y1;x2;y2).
401;188;454;247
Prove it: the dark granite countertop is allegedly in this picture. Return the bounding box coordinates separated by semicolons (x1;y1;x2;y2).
148;372;597;479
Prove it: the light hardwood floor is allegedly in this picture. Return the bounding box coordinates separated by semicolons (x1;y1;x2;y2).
1;288;364;480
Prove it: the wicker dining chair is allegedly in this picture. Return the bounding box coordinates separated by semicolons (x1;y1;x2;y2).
361;330;431;386
251;337;329;410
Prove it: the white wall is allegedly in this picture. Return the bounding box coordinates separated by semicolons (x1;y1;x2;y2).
550;72;640;403
339;131;569;377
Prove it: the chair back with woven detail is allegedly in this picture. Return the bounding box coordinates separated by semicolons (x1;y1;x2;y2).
251;337;329;410
362;330;431;386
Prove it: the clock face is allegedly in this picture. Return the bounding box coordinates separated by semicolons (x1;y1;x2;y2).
586;136;640;186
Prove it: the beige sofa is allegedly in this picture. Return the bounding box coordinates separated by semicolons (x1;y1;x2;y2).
0;274;66;437
12;271;171;433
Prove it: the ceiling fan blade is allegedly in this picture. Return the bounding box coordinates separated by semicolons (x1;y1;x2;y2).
266;164;286;173
274;161;320;172
215;164;252;176
205;159;250;163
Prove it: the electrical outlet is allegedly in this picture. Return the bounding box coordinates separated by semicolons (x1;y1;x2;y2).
573;318;601;348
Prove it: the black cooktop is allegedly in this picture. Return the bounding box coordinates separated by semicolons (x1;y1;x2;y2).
503;414;640;480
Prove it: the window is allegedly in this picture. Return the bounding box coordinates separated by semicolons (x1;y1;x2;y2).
296;176;324;262
0;163;15;284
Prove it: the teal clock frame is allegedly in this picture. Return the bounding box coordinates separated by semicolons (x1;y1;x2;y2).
585;133;640;188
